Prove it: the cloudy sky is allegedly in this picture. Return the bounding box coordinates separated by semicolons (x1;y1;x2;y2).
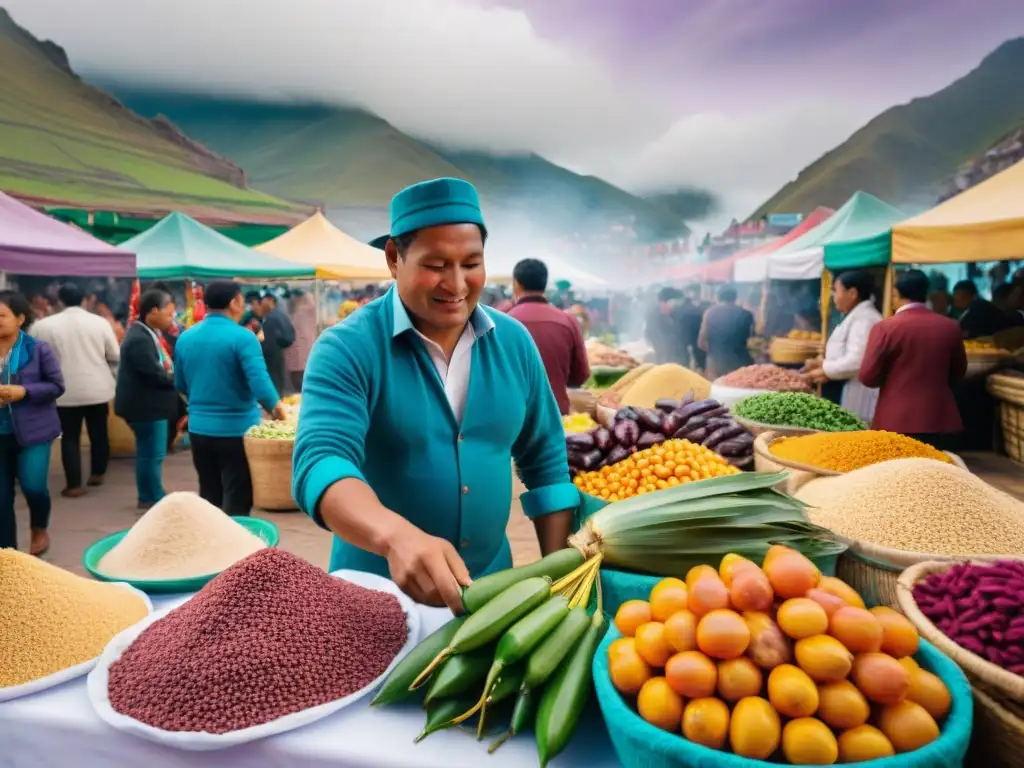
6;0;1024;223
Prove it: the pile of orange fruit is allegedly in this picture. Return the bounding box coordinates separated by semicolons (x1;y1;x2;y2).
571;439;740;502
608;546;952;765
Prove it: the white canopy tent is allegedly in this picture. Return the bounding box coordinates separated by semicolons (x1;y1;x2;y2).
766;247;825;280
733;253;768;283
485;246;608;291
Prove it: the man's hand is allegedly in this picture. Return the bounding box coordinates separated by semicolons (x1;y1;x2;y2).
384;522;471;613
0;385;26;404
272;402;288;421
801;367;829;385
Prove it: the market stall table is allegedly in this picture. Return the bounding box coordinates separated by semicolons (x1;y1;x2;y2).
0;594;621;768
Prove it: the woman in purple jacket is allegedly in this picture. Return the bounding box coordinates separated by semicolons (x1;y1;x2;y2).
0;291;65;556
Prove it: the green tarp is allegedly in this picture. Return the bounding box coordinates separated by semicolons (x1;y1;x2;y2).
769;192;905;276
47;208;289;247
119;212;312;280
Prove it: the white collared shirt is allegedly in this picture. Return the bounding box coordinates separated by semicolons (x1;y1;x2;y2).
414;324;476;424
822;300;882;423
30;306;119;407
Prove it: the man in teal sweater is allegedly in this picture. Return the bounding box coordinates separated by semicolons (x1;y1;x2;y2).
176;280;286;516
293;178;579;612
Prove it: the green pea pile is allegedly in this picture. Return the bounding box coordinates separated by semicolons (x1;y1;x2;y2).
734;392;866;432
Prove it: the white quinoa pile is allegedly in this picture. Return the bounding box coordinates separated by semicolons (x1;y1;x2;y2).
797;458;1024;556
98;492;266;580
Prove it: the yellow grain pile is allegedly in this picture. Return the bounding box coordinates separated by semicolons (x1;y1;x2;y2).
621;364;711;409
770;430;952;473
0;549;149;688
97;492;266;580
797;458;1024;556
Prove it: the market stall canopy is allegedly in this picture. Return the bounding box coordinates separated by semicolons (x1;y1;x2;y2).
721;207;835;283
891;159;1024;263
767;192;905;279
485;247;608;290
120;212;313;280
0;192;136;277
255;211;392;281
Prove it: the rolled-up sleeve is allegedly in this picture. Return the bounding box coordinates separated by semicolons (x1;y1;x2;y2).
292;327;372;525
512;335;579;519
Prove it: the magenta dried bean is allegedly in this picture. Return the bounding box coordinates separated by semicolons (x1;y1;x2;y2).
916;560;1023;678
107;549;408;733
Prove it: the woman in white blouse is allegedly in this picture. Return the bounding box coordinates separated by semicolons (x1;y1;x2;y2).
801;270;883;423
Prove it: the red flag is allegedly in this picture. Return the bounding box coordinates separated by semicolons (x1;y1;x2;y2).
192;281;206;323
128;279;141;326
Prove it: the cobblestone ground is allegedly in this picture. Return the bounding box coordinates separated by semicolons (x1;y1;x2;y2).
12;449;1022;576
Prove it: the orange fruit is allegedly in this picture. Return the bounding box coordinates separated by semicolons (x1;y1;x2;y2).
777;598;830;640
696;609;750;660
614;600;653;638
650;576;687;601
744;611;793;669
851;653;910;706
781;717;838;766
686;565;719;589
816;679;870;730
764;552;819;599
730;697;781;760
719;553;757;586
829;607;884;653
682;697;730;749
762;544;794;570
768;664;820;719
804;587;846;618
637;677;684;732
663;609;699;653
870;606;920;658
729;569;774;613
818;576;866;609
665;650;717;698
878;701;940;752
688;575;731;617
717;657;763;702
837;725;895;762
650;585;690;623
794;635;853;683
608;637;637;661
898;656;920;674
609;646;652;696
906;668;952;720
634;621;673;668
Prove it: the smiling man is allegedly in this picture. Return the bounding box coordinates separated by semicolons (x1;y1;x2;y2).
293;178;578;612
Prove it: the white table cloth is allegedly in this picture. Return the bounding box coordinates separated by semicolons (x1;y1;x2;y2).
0;595;621;768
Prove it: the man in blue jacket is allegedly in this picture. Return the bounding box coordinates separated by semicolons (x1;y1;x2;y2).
175;280;286;516
293;178;578;612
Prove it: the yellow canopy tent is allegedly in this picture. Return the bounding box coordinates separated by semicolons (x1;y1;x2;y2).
892;159;1024;264
256;211;392;280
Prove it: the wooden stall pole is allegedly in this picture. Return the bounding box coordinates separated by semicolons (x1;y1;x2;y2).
882;263;896;317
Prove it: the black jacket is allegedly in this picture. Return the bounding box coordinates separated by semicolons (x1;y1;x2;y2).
114;323;179;423
261;307;295;394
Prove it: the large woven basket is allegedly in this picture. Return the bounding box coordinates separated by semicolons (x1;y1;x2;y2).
242;436;297;511
736;416;823;439
987;372;1024;465
897;559;1024;766
752;432;817;494
769;337;822;364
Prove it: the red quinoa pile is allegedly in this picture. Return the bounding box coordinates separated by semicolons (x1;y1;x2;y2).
107;548;408;733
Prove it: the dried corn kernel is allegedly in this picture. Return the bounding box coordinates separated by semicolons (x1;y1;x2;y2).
572;439;739;501
0;549;150;688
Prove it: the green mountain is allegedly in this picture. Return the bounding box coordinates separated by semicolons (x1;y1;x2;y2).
112;91;692;240
751;37;1024;218
0;8;304;224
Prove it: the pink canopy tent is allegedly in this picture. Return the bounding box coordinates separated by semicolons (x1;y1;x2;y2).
665;207;834;284
0;192;136;276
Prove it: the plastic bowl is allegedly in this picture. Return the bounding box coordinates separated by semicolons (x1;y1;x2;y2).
593;626;973;768
82;517;280;594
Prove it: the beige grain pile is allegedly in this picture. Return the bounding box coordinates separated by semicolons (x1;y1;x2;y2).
0;549;149;688
797;458;1024;556
97;492;266;580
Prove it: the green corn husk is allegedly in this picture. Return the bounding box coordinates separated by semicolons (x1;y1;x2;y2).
569;471;845;575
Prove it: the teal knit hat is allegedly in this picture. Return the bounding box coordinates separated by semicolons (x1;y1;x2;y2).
389;177;486;238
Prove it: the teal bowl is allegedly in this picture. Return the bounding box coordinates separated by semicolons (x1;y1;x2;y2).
82;517;280;594
593;626;973;768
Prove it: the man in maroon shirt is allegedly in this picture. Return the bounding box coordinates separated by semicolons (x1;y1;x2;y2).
507;259;590;414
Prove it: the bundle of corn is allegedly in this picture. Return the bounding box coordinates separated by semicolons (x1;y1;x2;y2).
570;472;845;576
373;473;844;766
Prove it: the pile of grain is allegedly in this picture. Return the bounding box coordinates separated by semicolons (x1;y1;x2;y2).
0;549;149;688
97;492;266;580
719;364;810;392
798;458;1024;556
771;430;951;472
107;548;408;733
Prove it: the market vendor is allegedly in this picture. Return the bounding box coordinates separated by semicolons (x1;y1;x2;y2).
293;178;578;612
800;270;882;423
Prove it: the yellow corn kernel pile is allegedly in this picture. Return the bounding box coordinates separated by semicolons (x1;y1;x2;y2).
0;549;150;688
573;438;740;502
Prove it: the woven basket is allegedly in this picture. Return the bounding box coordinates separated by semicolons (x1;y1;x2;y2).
243;436;297;511
763;434;968;476
897;559;1024;766
752;432;817;494
567;388;598;417
988;374;1024;465
769;337;822;365
734;416;823;438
